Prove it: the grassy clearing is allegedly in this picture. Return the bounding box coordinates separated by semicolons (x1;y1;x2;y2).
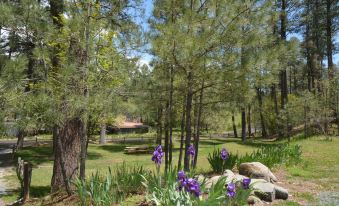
1;135;338;205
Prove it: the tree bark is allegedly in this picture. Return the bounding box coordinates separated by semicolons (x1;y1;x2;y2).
16;130;25;149
241;108;246;142
232;112;238;138
184;71;193;171
99;124;106;145
51;120;82;194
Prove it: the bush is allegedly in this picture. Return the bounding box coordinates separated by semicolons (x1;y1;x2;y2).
74;163;150;206
208;144;302;173
239;144;302;168
207;149;238;174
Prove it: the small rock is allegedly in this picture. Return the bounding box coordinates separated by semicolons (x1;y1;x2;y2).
274;185;288;200
239;162;278;183
253;182;276;202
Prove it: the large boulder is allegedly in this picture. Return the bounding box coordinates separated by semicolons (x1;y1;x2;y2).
274;185;288;200
252;182;276;202
239;162;277;183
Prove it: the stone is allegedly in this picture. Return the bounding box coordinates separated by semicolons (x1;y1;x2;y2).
196;174;206;183
252;182;276;202
239;162;277;183
274;185;288;200
205;175;221;189
223;169;235;183
234;174;247;182
247;195;262;205
250;178;268;185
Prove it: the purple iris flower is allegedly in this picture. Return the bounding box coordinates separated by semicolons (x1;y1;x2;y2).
187;144;195;157
177;171;201;197
185;178;201;197
242;178;251;189
220;148;229;161
178;171;186;190
226;183;236;198
151;145;164;165
178;171;185;181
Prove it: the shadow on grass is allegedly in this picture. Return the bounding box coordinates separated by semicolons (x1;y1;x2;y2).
15;146;53;165
15;145;103;164
99;141;153;153
30;185;50;198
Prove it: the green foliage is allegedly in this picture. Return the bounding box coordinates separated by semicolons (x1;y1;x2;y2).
74;163;149;206
207;149;238;174
239;144;302;168
208;144;302;173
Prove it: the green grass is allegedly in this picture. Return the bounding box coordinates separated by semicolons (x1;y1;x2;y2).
1;134;339;205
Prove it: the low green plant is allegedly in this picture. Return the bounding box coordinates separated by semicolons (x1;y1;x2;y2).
74;163;149;206
207;149;238;174
208;144;302;173
239;144;302;168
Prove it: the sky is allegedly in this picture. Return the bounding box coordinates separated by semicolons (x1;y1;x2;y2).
140;0;339;66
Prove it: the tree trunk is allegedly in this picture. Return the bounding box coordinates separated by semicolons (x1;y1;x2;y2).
51;119;82;193
241;108;246;142
156;107;163;145
232;112;238;138
178;96;186;171
16;130;25;149
184;71;193;171
164;101;169;172
256;87;267;138
247;105;251;138
280;0;288;108
168;65;174;169
193;81;204;168
99;124;106;145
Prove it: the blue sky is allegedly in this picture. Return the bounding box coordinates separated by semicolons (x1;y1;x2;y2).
140;0;338;65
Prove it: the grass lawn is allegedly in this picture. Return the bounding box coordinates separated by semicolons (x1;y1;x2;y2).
1;135;339;205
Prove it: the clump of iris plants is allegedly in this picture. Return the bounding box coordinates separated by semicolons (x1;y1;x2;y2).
223;178;253;206
177;170;201;197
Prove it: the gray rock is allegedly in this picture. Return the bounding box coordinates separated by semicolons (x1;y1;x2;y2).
239;162;277;183
274;185;288;200
234;174;247;182
253;182;276;202
196;174;206;183
205;175;221;189
223;170;235;183
250;178;268;185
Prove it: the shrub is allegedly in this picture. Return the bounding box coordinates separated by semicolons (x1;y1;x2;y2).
207;149;238;174
74;163;150;206
208;144;302;173
239;144;302;168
